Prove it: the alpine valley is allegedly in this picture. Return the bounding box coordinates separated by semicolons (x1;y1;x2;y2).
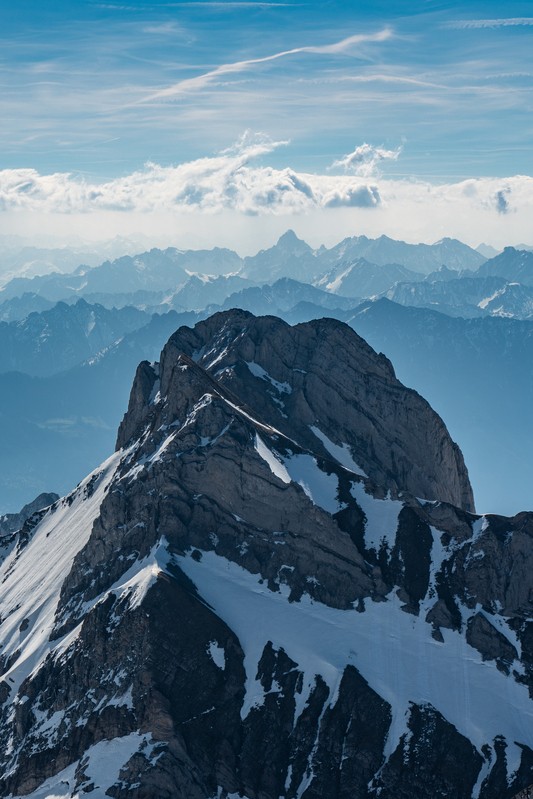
0;307;532;799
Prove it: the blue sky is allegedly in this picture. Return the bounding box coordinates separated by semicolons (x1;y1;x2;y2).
2;0;533;178
1;0;533;248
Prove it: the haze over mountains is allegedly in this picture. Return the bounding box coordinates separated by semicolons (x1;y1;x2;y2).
1;230;532;516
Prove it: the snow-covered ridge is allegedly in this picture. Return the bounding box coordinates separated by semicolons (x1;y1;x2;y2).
179;548;533;790
0;450;123;699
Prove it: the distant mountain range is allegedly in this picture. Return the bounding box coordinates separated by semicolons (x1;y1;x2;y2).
0;300;149;377
2;233;533;516
0;310;197;512
0;231;487;304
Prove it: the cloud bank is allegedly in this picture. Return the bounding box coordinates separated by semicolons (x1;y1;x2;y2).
1;135;532;249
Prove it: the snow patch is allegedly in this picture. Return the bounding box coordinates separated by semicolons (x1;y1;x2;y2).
254;434;291;484
282;453;342;514
207;641;226;670
246;361;292;394
310;425;368;477
350;483;403;553
8;732;162;799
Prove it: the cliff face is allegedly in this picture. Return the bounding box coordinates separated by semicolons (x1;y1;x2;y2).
118;310;475;511
1;311;531;799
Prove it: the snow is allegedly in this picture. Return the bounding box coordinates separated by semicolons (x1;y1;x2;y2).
205;345;230;370
76;538;172;627
254;434;291;484
8;732;159;799
148;378;161;404
310;425;368;477
350;483;403;553
0;450;123;701
249;435;349;514
207;641;226;670
246;361;292;394
282;453;343;514
325;265;352;293
179;550;533;780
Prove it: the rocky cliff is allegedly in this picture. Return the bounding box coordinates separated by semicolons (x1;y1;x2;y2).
0;310;531;799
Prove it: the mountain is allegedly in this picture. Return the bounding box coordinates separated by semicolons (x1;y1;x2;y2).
0;310;199;513
346;299;533;514
476;247;533;286
0;292;56;322
209;278;359;316
241;232;485;283
0;299;150;377
385;275;507;318
479;281;533;319
316;258;424;297
242;230;320;282
476;243;501;259
0;247;243;302
0;311;531;799
0;234;486;307
0;491;58;535
319;235;486;275
158;274;256;312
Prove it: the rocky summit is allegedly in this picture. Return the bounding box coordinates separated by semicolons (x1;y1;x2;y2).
0;310;531;799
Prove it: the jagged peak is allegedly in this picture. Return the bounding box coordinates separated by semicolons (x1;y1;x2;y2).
116;309;474;511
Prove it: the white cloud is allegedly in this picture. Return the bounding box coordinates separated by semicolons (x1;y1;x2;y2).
1;135;533;251
0;133;382;214
139;28;393;102
447;18;533;29
332;142;401;177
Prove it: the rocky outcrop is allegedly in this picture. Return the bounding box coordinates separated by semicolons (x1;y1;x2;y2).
0;311;531;799
0;491;58;537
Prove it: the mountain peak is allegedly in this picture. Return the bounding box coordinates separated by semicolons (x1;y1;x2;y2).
276;228;303;245
117;309;474;511
4;310;533;799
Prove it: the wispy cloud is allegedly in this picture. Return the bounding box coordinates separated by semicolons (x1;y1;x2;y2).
96;2;300;10
139;28;393;102
447;18;533;29
332;143;401;177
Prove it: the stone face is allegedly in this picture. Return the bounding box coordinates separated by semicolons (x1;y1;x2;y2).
0;310;532;799
466;613;519;672
118;310;475;511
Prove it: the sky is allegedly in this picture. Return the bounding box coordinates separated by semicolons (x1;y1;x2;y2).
1;0;533;251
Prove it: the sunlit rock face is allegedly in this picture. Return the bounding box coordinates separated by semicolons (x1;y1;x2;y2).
1;310;532;799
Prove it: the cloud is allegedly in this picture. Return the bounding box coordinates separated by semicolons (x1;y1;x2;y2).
323;185;381;208
495;188;511;214
139;28;393;102
0;134;385;215
332;143;401;177
447;18;533;29
2;135;533;253
97;2;298;8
